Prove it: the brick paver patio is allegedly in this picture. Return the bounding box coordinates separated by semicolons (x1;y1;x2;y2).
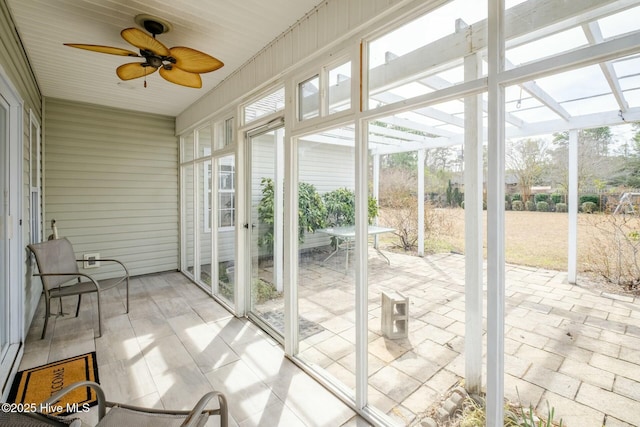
294;249;640;426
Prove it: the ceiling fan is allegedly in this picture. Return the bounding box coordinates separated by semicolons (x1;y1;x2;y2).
64;14;223;88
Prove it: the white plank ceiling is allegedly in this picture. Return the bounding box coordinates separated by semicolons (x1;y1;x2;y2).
6;0;322;116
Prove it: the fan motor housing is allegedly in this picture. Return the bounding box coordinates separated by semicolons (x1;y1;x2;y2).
134;14;172;35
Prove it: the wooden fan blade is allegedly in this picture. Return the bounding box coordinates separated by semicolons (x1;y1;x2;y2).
121;28;170;56
159;66;202;88
116;62;157;80
169;46;224;73
64;43;140;57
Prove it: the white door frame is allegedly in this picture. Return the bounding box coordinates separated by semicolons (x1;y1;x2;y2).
0;64;24;400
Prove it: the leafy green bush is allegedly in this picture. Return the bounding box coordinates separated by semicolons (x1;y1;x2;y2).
257;178;327;249
323;187;378;226
298;182;327;241
512;193;521;201
579;194;599;208
525;200;536;211
536;201;549;212
534;194;550;203
512;200;524;211
581;201;597;213
551;193;564;204
555;203;567;212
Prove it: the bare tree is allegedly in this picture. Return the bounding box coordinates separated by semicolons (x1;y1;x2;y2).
506;138;549;203
550;127;616;194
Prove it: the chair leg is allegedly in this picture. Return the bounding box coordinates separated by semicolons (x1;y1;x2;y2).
96;291;102;338
125;277;129;314
41;298;50;339
75;294;82;317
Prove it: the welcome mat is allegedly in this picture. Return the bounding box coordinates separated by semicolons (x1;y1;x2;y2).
8;352;99;416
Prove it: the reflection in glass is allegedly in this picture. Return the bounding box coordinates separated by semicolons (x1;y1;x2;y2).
244;88;285;124
299;75;320;120
367;0;487;110
328;62;351;113
216;155;236;306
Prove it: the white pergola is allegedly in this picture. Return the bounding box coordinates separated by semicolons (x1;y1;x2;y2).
298;0;640;423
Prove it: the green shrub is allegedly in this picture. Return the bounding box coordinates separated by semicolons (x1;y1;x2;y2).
323;187;378;227
579;194;599;208
512;200;524;211
536;201;549;212
556;203;567;212
551;193;564;204
534;194;550;203
258;178;327;249
582;201;597;213
525;200;536;211
512;193;521;201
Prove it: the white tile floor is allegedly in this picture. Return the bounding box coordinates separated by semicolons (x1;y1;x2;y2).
20;271;365;427
20;252;640;427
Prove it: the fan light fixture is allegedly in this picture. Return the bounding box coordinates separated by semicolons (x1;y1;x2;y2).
64;14;223;88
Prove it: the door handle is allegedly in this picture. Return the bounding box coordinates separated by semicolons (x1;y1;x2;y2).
243;223;256;229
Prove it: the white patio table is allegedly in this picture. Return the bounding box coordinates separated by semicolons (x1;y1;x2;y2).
316;225;394;271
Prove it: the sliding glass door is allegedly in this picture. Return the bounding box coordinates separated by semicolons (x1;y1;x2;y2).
247;125;285;336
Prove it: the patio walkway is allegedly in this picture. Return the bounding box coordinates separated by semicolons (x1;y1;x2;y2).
294;249;640;426
18;251;640;426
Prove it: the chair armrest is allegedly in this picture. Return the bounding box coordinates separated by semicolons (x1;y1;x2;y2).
182;391;228;427
43;380;107;420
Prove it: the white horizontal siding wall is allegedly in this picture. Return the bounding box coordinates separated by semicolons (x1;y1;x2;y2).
0;0;43;335
250;137;355;252
298;138;355;250
44;98;179;278
177;0;410;132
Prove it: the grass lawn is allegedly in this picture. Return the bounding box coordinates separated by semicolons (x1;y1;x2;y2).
381;208;640;275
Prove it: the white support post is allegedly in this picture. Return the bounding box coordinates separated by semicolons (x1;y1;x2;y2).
418;149;425;257
487;0;506;425
464;51;483;395
274;128;285;292
568;130;578;284
355;119;368;410
283;134;298;357
373;154;380;248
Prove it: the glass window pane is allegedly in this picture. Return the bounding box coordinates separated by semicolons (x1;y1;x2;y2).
296;125;356;397
244;87;285;124
198;161;211;286
182;131;194;162
216;155;235;306
299;75;320;120
197;125;212;158
214;117;234;149
328;61;351;113
368;0;487;110
218;157;235;229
